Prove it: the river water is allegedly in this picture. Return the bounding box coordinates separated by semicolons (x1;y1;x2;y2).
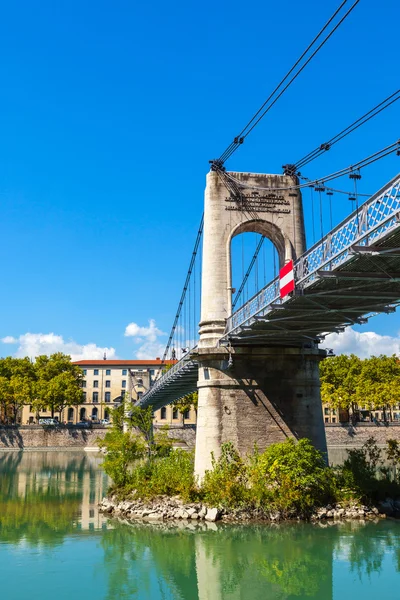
0;451;399;600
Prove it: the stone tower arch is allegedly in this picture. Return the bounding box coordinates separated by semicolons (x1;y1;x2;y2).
199;171;306;348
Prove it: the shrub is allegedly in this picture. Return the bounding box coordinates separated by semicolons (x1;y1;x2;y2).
132;449;197;501
248;438;334;516
98;429;145;488
201;443;249;508
335;436;400;503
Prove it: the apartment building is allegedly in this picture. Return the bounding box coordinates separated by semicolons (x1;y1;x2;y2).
21;359;197;425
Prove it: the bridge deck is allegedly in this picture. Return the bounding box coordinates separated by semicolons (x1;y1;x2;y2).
139;172;400;408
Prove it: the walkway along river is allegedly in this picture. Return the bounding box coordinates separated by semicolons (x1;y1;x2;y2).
0;451;399;600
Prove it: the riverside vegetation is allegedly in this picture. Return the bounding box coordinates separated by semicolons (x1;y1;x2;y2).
99;406;400;523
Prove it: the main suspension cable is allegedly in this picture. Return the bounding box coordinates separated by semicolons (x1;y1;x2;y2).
290;89;400;173
212;0;360;169
222;140;400;192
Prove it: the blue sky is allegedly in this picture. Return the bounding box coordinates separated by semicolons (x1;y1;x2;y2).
1;0;399;360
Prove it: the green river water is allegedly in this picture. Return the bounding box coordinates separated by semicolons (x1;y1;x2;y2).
0;451;399;600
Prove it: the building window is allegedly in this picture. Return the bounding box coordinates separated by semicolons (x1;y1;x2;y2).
332;417;336;423
122;380;126;388
106;369;111;376
161;407;167;419
184;409;190;420
105;392;111;403
149;369;155;376
80;407;86;420
137;392;143;399
172;409;178;420
82;392;86;403
94;369;99;375
121;390;126;399
137;378;143;385
81;380;86;388
332;409;336;415
325;417;329;423
324;408;329;415
122;369;127;376
93;380;98;388
92;392;98;403
92;407;98;420
104;409;109;420
82;369;87;376
67;408;74;422
105;380;110;388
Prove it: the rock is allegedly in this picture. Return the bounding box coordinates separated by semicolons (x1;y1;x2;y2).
378;500;394;516
187;508;197;518
326;510;334;518
198;506;207;519
205;508;220;522
190;512;199;520
269;512;281;522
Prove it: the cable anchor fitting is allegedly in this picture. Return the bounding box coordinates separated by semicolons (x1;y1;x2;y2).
209;159;225;172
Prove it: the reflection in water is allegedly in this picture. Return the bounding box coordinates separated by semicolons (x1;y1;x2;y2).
1;451;400;600
0;450;110;546
99;520;400;600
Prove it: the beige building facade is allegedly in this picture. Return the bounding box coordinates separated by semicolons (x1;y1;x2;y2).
21;359;197;426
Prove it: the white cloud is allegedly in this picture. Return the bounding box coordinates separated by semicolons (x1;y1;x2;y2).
124;319;167;359
323;327;400;358
1;336;17;344
0;332;117;362
124;319;165;343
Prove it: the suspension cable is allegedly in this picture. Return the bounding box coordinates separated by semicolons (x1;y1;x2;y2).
161;214;204;363
211;0;360;169
289;89;400;173
222;140;400;192
233;236;265;309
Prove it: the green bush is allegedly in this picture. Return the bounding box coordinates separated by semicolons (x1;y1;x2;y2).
201;439;334;516
335;436;400;503
201;443;249;508
98;429;145;488
249;438;334;516
132;449;197;501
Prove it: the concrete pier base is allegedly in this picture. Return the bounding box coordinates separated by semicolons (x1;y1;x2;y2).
194;346;327;482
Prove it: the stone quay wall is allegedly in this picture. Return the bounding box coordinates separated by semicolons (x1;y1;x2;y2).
0;425;107;449
325;422;400;448
1;422;398;451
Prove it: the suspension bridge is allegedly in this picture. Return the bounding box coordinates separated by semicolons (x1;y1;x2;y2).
134;0;400;479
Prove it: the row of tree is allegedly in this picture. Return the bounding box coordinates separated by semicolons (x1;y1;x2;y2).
0;353;83;424
320;354;400;417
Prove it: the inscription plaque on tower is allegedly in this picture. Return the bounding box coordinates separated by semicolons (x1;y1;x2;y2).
225;191;291;214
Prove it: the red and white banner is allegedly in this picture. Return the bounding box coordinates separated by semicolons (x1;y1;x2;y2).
279;260;295;298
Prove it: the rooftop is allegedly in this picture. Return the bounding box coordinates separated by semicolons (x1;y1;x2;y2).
73;359;176;366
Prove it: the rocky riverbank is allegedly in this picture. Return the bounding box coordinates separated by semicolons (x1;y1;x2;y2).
99;495;397;524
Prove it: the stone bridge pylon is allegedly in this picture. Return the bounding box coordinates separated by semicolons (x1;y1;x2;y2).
194;171;327;480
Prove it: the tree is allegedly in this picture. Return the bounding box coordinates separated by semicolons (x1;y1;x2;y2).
37;372;83;420
320;353;400;421
8;375;35;424
0;358;36;423
320;354;362;411
356;355;400;420
0;377;13;423
128;406;154;459
172;391;198;424
34;353;83;420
